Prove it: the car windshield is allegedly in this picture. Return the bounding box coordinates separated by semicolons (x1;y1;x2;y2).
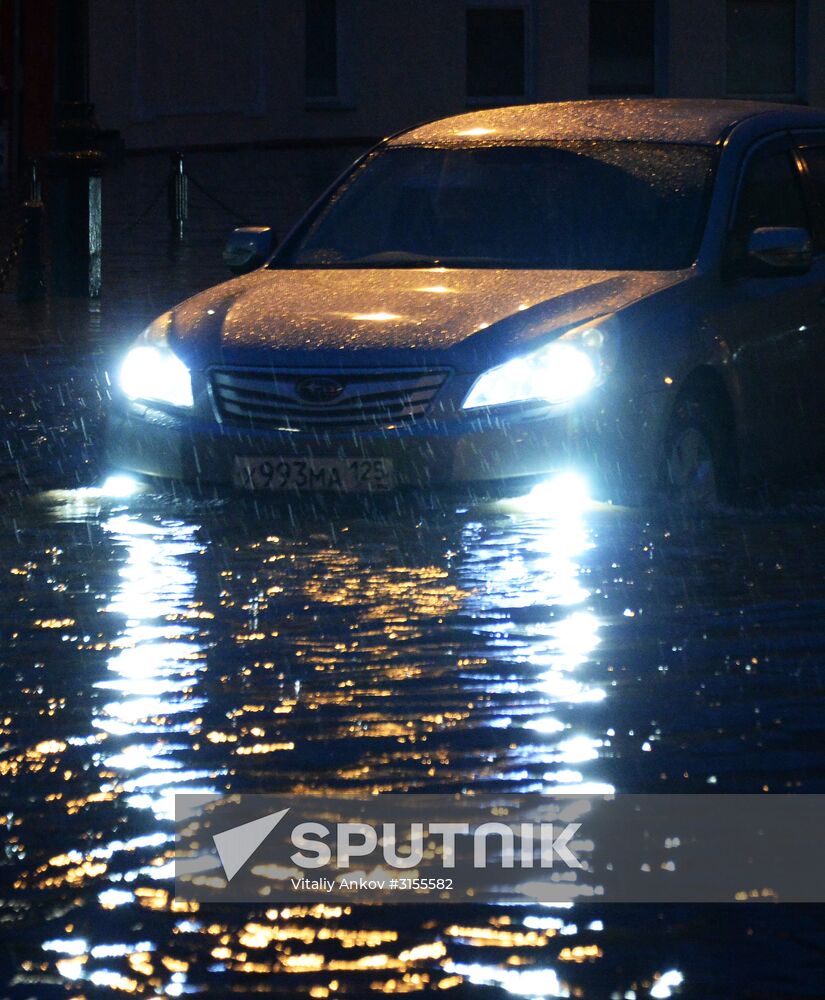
277;141;716;271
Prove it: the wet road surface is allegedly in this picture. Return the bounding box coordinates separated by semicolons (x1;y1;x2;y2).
2;151;825;997
4;439;825;997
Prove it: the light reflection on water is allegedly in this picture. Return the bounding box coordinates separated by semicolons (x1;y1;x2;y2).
50;514;218;996
12;482;825;995
458;502;611;809
98;515;216;824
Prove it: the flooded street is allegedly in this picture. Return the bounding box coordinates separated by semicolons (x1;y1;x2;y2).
4;424;825;996
1;153;825;998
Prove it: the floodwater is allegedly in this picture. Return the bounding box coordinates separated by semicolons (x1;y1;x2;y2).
1;151;825;998
5;387;825;998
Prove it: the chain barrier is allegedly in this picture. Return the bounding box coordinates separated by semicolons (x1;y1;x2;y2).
119;177;169;234
4;152;252;293
187;172;250;226
117;159;250;234
0;217;30;292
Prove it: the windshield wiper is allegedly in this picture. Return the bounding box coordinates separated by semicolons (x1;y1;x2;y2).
322;252;442;268
288;252;531;269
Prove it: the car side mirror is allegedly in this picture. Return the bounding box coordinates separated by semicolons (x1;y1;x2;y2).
223;226;276;275
746;226;813;276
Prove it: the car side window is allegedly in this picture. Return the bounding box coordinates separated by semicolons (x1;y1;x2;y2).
796;146;825;251
731;147;809;256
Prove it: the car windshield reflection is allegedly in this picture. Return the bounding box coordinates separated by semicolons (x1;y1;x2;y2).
278;143;716;271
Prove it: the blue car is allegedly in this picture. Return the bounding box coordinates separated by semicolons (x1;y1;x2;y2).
108;98;825;502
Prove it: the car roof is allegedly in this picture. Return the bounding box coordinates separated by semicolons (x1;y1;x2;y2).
389;98;825;148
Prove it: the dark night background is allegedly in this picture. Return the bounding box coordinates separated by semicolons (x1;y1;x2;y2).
0;2;823;999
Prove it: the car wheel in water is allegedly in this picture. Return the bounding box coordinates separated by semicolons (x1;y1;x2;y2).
662;392;736;506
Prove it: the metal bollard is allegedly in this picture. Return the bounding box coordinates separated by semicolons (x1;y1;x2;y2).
168;152;189;242
16;202;47;302
47;150;103;298
29;161;42;203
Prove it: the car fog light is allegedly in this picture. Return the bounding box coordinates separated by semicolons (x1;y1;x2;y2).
101;474;140;497
526;472;591;514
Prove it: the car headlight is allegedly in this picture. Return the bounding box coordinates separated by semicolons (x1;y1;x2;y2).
119;315;193;409
462;324;612;411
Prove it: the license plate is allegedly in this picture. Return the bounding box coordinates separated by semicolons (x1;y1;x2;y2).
233;456;395;493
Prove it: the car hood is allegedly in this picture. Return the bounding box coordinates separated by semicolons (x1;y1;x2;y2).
171;267;688;371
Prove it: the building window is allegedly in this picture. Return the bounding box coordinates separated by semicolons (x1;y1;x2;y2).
589;0;656;96
466;6;526;102
305;0;338;99
726;0;796;97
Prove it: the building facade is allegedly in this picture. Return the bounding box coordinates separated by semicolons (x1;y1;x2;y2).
1;0;820;168
83;0;824;152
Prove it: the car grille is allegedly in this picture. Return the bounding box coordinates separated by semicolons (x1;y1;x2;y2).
210;368;450;431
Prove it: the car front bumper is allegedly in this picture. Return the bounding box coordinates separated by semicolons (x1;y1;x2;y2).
105;386;668;500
